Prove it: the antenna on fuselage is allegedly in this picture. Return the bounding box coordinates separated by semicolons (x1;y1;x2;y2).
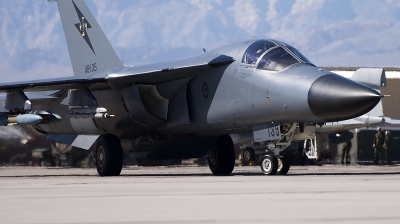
203;48;206;52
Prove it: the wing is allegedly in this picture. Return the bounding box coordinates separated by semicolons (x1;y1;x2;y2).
0;54;235;93
0;75;107;93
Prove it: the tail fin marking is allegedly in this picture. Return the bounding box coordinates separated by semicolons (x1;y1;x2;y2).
55;0;123;76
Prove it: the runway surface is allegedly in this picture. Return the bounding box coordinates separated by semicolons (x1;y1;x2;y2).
1;165;400;224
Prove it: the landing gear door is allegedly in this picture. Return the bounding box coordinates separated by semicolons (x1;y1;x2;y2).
253;123;281;142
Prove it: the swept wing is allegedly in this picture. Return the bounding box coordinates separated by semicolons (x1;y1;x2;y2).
0;54;234;93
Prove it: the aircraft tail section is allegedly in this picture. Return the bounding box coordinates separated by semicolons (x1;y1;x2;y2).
52;0;123;76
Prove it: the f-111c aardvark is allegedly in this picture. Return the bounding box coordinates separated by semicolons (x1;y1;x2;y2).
0;0;382;176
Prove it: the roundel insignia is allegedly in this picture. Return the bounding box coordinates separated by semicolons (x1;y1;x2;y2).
202;82;209;98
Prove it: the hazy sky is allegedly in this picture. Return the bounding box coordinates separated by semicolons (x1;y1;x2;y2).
1;0;400;82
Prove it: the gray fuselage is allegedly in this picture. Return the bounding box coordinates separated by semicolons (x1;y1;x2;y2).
34;39;378;140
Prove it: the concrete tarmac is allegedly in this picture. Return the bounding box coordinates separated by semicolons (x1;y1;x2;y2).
1;165;400;224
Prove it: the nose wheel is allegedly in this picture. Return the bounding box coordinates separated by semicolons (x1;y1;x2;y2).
260;155;278;175
277;155;291;175
260;155;291;175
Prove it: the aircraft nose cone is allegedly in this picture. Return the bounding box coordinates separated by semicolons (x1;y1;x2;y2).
308;74;382;122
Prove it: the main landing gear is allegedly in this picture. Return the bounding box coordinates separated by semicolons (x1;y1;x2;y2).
208;135;235;175
260;154;291;175
95;134;123;176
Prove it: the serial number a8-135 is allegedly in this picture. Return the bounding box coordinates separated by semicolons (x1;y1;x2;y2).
85;63;97;73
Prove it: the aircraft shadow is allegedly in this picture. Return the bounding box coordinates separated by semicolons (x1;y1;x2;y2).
285;172;400;176
120;171;400;177
3;172;400;178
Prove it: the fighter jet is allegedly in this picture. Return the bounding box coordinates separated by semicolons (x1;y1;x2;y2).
0;0;382;176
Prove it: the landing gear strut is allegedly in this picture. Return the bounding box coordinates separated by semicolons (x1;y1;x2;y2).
208;135;235;175
95;134;123;176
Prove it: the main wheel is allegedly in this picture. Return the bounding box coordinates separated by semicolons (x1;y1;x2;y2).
260;155;278;175
95;134;123;176
242;147;256;165
208;135;235;175
277;155;291;175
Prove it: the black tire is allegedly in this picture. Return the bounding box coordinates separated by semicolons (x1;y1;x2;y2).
95;134;123;176
260;155;278;175
242;147;256;165
277;155;291;175
208;135;235;175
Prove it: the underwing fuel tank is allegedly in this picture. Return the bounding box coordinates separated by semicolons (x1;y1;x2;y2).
0;112;62;126
8;114;43;125
308;74;382;122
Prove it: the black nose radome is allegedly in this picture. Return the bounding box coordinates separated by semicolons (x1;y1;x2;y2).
308;74;382;122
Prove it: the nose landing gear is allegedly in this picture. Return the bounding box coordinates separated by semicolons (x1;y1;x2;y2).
260;154;291;175
260;155;278;175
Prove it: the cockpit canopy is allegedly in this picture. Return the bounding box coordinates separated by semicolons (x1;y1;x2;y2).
241;40;314;72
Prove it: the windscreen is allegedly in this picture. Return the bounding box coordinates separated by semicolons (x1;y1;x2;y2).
285;45;313;64
242;40;276;65
256;47;300;71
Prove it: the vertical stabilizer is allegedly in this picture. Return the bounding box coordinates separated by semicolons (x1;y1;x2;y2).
53;0;123;76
